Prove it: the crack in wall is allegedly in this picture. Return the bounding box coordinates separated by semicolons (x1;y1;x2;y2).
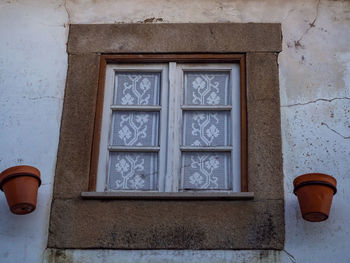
64;0;71;25
282;97;350;140
283;249;296;263
22;96;63;101
281;97;350;107
321;122;350;139
294;0;321;48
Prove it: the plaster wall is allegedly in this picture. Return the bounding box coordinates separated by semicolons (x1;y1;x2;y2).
0;0;349;262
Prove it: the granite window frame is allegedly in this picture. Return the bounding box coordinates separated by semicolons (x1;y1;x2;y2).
49;23;284;250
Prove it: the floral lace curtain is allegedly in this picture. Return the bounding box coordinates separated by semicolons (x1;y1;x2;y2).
108;73;160;191
106;71;233;191
181;72;232;190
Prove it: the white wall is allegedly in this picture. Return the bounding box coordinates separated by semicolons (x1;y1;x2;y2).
0;0;349;262
0;0;67;262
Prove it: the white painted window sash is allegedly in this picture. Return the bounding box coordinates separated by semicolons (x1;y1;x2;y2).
175;63;241;192
97;62;240;192
96;64;169;192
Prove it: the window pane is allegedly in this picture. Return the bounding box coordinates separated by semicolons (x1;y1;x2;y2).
111;111;159;146
184;72;230;106
183;111;231;147
181;152;231;190
114;72;160;105
107;152;158;191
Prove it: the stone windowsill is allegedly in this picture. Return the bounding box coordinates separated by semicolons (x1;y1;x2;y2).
81;191;254;200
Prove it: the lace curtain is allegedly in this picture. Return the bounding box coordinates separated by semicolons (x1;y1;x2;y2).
181;72;232;190
108;73;160;191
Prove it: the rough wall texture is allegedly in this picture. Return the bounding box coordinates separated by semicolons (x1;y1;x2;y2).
67;23;282;53
53;54;100;199
0;0;349;262
49;199;283;249
0;1;67;263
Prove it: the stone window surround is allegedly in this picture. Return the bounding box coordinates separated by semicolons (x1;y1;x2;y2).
49;23;284;250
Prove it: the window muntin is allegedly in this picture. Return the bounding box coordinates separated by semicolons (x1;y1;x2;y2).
97;63;240;192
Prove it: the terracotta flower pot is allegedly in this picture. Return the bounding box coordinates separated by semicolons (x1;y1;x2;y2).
293;173;337;222
0;165;41;215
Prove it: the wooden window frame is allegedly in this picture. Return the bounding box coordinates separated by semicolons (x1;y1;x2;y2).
89;54;248;193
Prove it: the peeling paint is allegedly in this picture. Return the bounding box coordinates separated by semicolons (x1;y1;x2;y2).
138;17;164;23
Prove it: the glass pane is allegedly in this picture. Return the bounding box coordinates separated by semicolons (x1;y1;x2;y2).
111;111;159;146
184;72;230;105
107;152;158;191
114;72;160;105
183;111;231;147
181;152;231;190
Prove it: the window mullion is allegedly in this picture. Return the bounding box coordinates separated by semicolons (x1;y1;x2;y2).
165;62;180;192
158;65;169;192
173;63;184;192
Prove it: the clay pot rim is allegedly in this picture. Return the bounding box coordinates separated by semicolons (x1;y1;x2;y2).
293;173;337;196
293;181;337;195
293;173;336;186
0;165;41;191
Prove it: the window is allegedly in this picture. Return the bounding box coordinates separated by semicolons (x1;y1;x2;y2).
49;23;284;250
96;63;241;192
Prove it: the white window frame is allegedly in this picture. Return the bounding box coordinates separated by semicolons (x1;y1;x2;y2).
96;62;240;192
